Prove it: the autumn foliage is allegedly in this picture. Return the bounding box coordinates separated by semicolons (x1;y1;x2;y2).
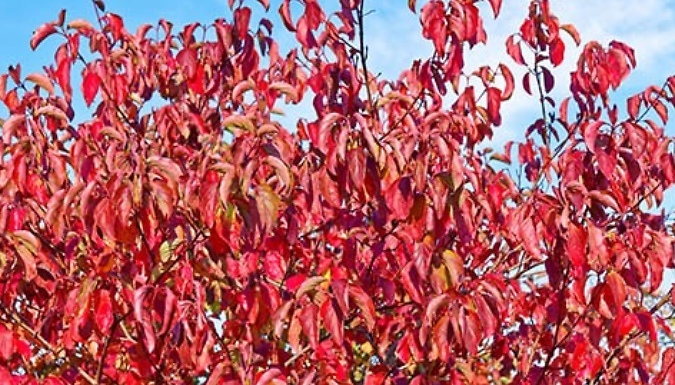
3;0;675;383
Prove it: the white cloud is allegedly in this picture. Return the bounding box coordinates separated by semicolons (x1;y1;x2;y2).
356;1;675;146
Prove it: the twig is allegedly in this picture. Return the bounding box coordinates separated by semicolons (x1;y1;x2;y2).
356;0;374;113
0;305;98;384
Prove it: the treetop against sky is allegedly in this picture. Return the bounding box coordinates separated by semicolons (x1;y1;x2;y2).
2;0;675;384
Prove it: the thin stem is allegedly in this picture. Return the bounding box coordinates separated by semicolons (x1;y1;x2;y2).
0;306;97;384
356;0;374;114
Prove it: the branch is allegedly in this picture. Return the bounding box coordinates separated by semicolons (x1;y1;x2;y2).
356;0;374;114
0;306;97;384
284;334;332;368
95;316;121;384
588;294;673;385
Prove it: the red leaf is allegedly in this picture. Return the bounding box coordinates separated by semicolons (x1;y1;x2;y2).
320;299;343;346
67;19;95;33
55;57;72;102
506;35;526;65
442;250;464;287
459;309;479;354
583;120;603;153
263;251;286;282
347;149;365;190
0;74;7;100
487;87;502;126
401;262;424;304
488;0;503;18
158;288;177;336
279;0;296;31
425;294;449;325
256;0;270;11
523;72;532;95
82;69;100;107
265;154;292;190
541;66;554;93
106;13;124;41
627;94;641;120
549;37;565;67
499;63;514;100
384;176;413;220
133;286;156;353
596;146;617;179
299;303;319;348
10;230;39;280
652;98;668;124
2;114;26;141
474;293;497;336
567;223;587;270
0;325;13;360
348;285;376;331
30;23;57;50
94;0;105;12
0;367;11;384
610;40;636;68
176;48;199;79
95;290;114;332
606;271;626;309
519;217;542;260
234;7;252;40
256;184;281;233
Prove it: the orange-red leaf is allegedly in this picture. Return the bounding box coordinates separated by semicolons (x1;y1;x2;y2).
561;23;581;46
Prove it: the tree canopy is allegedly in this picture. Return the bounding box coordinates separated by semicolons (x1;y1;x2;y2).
1;0;675;383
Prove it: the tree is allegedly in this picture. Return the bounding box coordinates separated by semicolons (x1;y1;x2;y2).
1;0;675;383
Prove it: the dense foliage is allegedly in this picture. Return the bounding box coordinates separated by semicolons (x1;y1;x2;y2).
2;0;675;383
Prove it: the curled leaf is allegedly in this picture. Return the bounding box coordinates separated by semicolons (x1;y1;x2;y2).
30;23;57;51
25;73;55;95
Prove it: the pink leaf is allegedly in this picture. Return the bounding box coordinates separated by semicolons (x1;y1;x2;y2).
30;23;57;50
256;369;283;385
25;73;55;95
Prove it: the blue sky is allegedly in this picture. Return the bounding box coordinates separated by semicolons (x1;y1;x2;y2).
3;1;675;142
2;1;675;292
1;1;674;214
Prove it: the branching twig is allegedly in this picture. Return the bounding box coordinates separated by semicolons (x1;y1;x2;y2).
356;0;374;114
0;306;98;384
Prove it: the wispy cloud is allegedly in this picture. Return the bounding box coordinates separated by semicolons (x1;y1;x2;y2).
359;0;675;145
